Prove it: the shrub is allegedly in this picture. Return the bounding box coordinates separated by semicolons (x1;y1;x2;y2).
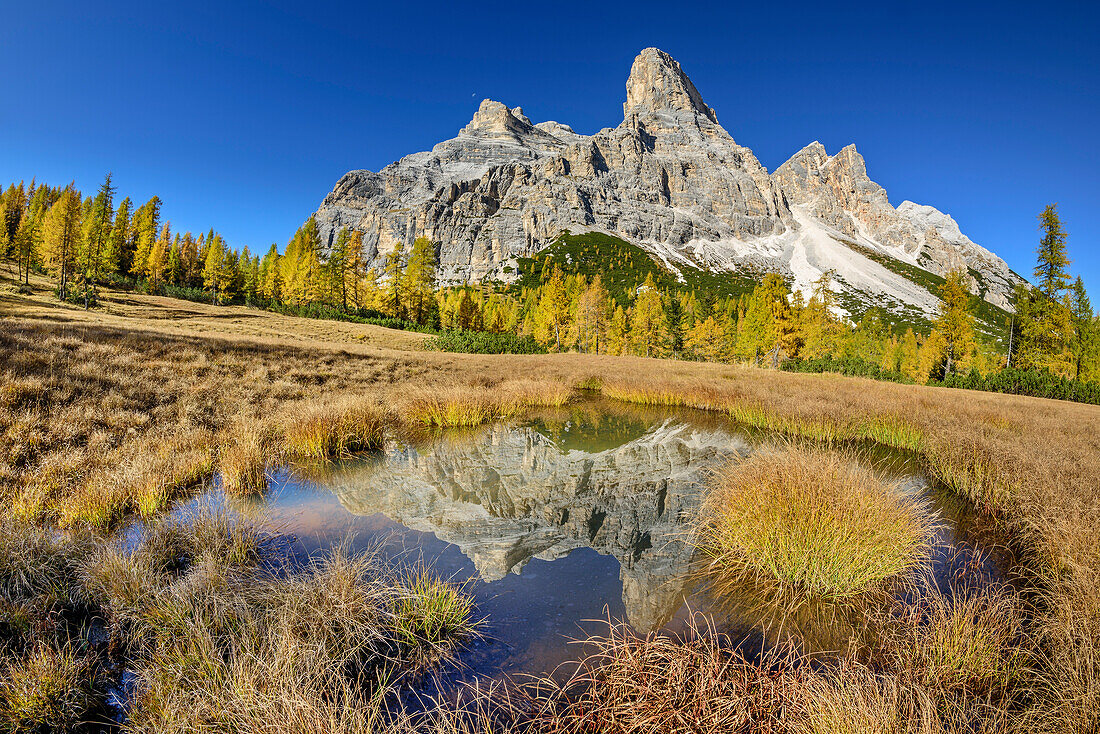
425;330;546;355
935;367;1100;405
781;356;912;384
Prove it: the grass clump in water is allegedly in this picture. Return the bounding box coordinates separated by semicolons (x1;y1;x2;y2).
392;572;475;661
879;576;1026;696
283;397;387;461
699;445;937;601
219;421;271;496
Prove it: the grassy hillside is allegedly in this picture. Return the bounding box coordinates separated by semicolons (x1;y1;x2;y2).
837;238;1013;339
510;231;761;304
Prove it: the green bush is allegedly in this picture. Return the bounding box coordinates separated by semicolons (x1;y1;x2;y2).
935;367;1100;405
425;331;546;355
780;356;912;384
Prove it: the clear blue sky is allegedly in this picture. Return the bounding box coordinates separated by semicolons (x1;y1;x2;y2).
2;1;1097;292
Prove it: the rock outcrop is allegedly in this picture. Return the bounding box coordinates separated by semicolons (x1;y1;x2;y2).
313;48;1023;314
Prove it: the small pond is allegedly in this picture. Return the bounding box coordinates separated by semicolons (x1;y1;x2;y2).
178;396;1011;683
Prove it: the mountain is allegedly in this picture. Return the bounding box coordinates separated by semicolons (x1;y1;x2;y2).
313;48;1023;320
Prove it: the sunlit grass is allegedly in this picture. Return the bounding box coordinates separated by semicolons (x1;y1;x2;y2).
0;641;97;733
698;446;937;600
282;397;387;461
402;380;572;428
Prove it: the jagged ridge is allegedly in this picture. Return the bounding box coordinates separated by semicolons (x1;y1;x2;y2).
313;47;1023;317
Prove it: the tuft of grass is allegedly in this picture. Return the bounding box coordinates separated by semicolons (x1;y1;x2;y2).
878;577;1027;696
404;387;499;428
0;640;98;734
402;380;571;428
392;572;475;657
797;662;942;734
219;421;271;495
283;397;387;461
698;446;938;601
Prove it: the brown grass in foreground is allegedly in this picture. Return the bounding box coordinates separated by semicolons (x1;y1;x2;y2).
2;284;1100;732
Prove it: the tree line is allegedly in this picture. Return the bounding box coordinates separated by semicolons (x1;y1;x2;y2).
2;175;1096;390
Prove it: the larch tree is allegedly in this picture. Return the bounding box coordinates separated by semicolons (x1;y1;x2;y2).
575;274;609;354
76;173;115;306
202;233;226;304
383;241;407;318
40;186;83;300
107;197;132;277
931;268;976;376
129;196;162;279
1070;276;1095;381
403;237;437;325
629;273;667;358
1035;204;1071;298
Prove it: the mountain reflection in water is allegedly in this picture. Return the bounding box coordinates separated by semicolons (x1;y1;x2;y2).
196;399;1006;676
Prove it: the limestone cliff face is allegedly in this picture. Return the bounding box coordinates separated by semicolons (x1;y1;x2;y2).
773;143;1022;309
329;420;747;631
314;47;1022;314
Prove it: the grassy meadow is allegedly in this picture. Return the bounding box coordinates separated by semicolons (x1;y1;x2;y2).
2;275;1099;733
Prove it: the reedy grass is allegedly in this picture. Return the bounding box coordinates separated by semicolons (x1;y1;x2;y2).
698;445;938;601
392;572;475;658
218;420;272;495
401;379;572;428
879;578;1027;696
282;396;388;461
0;640;99;734
75;512;479;733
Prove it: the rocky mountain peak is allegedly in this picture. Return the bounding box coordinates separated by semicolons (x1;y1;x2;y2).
623;48;717;124
313;48;1024;317
461;99;544;141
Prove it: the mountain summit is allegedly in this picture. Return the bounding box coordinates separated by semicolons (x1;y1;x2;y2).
313;49;1022;318
624;47;718;125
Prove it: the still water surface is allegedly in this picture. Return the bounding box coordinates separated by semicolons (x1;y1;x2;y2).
180;397;1008;680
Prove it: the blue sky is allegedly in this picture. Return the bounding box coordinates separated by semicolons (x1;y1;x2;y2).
2;1;1097;292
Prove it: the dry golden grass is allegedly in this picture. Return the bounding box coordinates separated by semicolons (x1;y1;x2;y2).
2;278;1099;732
698;446;937;600
400;378;572;427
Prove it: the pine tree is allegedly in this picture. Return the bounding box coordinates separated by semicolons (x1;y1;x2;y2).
1070;276;1095;381
1035;204;1071;298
